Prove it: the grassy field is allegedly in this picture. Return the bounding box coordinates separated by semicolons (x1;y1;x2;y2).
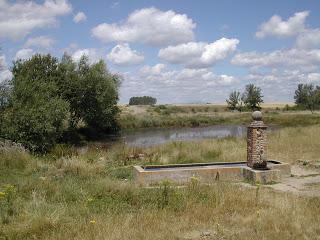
119;104;320;130
1;125;320;239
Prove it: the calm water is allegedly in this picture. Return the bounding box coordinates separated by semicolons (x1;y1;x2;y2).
121;125;249;147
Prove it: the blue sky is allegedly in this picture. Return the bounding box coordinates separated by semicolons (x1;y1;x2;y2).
1;0;320;103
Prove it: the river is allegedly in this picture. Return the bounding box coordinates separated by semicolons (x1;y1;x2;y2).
121;125;251;147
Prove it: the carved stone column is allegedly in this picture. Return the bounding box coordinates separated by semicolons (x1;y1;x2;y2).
247;111;268;169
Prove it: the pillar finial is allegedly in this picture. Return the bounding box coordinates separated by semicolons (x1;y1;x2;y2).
252;111;262;121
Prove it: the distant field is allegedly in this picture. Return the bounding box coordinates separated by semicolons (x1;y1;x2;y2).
119;103;295;115
260;102;294;108
118;103;319;130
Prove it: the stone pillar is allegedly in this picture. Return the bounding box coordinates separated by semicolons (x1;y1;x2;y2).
247;111;268;169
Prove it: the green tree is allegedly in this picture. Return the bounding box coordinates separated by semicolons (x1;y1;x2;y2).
294;84;320;113
226;91;243;111
58;54;121;132
242;84;263;111
129;96;157;105
57;53;80;129
0;55;70;152
0;53;121;152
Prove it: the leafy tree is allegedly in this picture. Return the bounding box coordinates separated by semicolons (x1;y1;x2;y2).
0;55;70;152
0;53;121;152
241;84;263;111
226;91;243;111
294;83;320;113
129;96;157;105
57;53;79;128
58;54;121;132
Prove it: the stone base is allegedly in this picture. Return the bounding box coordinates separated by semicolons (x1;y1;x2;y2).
242;168;281;184
134;160;291;186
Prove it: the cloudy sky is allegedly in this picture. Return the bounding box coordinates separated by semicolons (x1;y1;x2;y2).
1;0;320;103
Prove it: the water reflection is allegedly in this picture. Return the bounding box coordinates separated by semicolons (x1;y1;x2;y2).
123;125;249;147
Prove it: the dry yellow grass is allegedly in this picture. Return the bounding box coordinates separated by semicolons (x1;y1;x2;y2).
142;125;320;166
1;126;320;239
261;102;294;108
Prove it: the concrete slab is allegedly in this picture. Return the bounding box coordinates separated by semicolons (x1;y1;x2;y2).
134;160;291;186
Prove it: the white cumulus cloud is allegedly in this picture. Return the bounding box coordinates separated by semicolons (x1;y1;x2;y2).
107;44;144;66
137;64;237;86
92;7;196;46
307;72;320;82
72;48;101;64
73;11;87;23
24;36;55;49
0;69;12;83
0;0;72;40
159;38;239;68
139;64;167;76
231;48;320;71
120;64;238;103
14;49;34;60
0;54;5;71
256;11;309;38
0;55;12;83
296;29;320;49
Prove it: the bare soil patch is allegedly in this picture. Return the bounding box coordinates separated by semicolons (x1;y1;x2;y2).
267;165;320;197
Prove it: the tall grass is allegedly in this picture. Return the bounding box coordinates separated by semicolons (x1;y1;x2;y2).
1;126;320;239
0;147;32;170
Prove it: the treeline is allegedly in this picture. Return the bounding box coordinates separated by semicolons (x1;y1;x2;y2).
129;96;157;105
226;83;320;113
226;84;263;111
0;54;120;153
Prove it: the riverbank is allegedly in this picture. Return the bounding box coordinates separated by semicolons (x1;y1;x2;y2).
119;105;320;130
1;126;320;239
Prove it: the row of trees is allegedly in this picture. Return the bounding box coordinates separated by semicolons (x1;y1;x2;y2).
129;96;157;105
226;84;263;111
227;83;320;113
0;54;120;152
294;84;320;113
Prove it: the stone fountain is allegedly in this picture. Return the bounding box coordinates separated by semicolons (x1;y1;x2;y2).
134;111;291;185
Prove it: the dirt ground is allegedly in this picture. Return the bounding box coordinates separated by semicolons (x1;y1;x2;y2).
266;165;320;197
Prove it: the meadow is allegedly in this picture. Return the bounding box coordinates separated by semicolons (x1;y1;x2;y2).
119;104;320;130
1;122;320;239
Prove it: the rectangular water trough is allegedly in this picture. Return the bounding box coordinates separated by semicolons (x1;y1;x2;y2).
134;160;291;185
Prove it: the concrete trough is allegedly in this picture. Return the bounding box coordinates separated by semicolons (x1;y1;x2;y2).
134;160;291;186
